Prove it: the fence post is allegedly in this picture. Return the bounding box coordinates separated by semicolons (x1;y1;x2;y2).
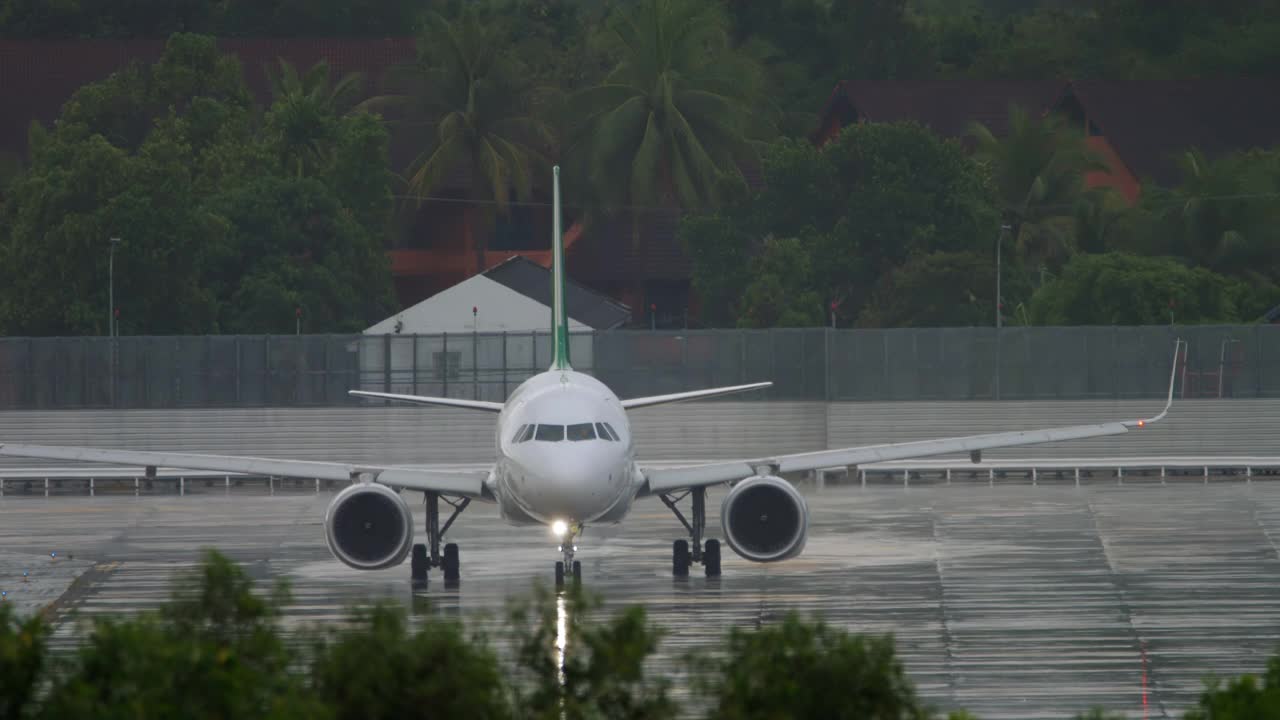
1256;324;1263;398
383;333;391;393
412;333;419;395
824;327;832;401
442;333;449;397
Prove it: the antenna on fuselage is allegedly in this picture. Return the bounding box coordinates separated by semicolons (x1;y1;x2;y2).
550;165;571;371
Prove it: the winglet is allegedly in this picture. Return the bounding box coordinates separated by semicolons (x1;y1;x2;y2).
1124;338;1183;428
550;165;571;371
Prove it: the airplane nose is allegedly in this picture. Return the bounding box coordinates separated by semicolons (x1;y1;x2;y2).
527;452;618;521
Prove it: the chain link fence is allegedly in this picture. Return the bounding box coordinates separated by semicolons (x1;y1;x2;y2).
0;325;1276;409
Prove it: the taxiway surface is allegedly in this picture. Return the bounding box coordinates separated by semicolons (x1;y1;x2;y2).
4;482;1280;719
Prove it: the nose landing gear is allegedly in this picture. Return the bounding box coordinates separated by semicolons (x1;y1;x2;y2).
659;487;721;578
554;522;583;587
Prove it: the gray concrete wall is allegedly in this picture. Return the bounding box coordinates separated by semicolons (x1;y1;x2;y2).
0;399;1273;470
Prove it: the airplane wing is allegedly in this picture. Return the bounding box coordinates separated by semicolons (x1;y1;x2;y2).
349;391;504;412
0;444;490;499
641;341;1183;496
621;382;772;410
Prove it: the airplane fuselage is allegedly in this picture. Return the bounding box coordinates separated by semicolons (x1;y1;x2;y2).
492;369;639;526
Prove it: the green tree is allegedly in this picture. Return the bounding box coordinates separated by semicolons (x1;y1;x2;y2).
265;59;366;176
561;0;766;215
362;8;552;273
856;251;1000;328
736;235;825;328
0;602;47;720
696;613;930;720
1026;252;1272;326
682;123;999;327
969;104;1106;281
310;604;511;720
39;550;326;720
1184;655;1280;719
511;584;677;720
1119;148;1280;287
0;33;396;336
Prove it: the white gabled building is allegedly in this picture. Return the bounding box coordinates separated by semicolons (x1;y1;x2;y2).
359;256;631;401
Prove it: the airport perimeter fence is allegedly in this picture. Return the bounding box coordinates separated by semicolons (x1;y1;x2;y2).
0;324;1277;409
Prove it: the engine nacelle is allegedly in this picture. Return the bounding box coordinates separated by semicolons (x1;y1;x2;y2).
324;482;414;570
720;475;808;562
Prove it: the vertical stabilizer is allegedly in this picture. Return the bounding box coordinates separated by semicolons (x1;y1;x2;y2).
550;166;571;370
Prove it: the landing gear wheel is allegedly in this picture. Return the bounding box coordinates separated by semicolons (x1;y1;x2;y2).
572;560;582;584
704;539;721;577
443;543;460;582
555;561;566;587
673;539;690;577
411;543;429;587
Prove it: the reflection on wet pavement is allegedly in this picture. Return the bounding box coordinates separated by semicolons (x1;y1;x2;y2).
5;482;1280;719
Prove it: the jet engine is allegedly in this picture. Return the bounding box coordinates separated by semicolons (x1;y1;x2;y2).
720;474;808;562
324;482;414;570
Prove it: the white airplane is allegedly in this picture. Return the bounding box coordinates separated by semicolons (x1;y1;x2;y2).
0;167;1182;588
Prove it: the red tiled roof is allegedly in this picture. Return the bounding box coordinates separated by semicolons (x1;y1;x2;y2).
1065;79;1280;185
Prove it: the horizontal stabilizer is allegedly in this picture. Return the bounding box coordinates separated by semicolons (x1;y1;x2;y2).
621;381;772;410
348;391;504;412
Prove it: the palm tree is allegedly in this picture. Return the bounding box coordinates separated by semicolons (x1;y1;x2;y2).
267;58;364;114
561;0;767;217
969;104;1107;279
265;59;365;175
1151;148;1279;281
360;9;552;273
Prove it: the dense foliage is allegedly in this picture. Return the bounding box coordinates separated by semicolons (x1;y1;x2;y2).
1;550;1277;719
1;1;1278;331
0;34;395;335
681;123;1001;328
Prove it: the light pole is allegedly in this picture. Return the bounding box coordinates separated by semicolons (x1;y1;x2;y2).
996;224;1011;329
108;237;121;337
995;224;1011;401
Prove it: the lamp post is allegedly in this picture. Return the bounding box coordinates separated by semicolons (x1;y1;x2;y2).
108;238;121;337
996;224;1011;400
996;224;1011;329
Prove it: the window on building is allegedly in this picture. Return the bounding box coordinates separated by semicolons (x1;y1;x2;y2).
433;351;461;380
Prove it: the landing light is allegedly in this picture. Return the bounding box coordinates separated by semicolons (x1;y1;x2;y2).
1137;420;1146;428
551;520;568;538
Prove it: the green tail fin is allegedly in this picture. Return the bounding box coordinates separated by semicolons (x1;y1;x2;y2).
550;165;571;370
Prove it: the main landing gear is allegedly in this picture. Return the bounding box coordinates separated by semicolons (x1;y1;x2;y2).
554;522;583;588
411;491;470;589
659;486;721;578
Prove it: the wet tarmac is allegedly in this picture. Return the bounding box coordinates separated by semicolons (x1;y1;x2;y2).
4;481;1280;719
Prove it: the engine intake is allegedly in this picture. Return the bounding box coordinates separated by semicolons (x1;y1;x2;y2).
720;475;808;562
324;482;414;570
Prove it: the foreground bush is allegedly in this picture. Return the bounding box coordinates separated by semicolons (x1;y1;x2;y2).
3;550;1280;719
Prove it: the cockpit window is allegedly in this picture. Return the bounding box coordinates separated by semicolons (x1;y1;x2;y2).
512;424;528;443
594;423;611;441
517;424;536;443
566;423;596;441
534;424;565;442
602;422;621;441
